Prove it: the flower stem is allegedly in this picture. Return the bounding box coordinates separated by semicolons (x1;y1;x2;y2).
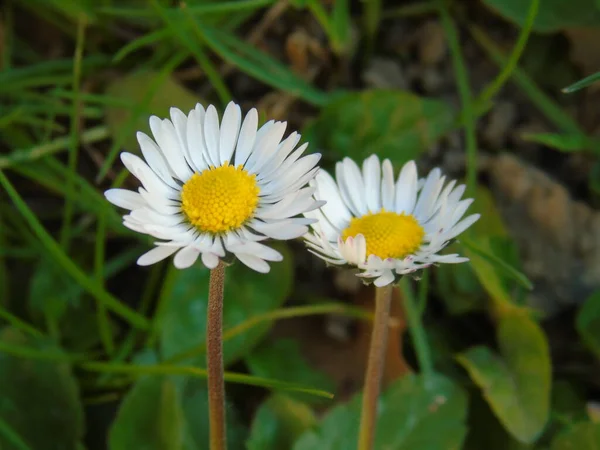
207;261;227;450
357;284;393;450
401;279;434;380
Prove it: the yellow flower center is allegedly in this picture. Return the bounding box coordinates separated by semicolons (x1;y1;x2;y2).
180;163;260;234
342;210;425;260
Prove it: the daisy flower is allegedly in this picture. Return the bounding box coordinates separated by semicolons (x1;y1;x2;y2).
304;155;480;287
105;101;322;273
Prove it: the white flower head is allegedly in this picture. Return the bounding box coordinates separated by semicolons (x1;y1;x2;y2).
304;155;480;287
105;101;323;273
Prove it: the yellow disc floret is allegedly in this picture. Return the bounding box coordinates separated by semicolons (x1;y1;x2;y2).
181;163;260;234
342;210;425;260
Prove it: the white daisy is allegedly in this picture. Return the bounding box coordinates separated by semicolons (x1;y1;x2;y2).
105;101;323;273
304;155;480;287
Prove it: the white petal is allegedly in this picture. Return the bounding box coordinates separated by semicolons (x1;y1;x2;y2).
446;214;480;240
186;106;209;173
227;241;283;261
381;159;395;211
250;220;307;240
314;171;352;229
259;132;302;179
173;246;200;269
236;253;270;273
395;160;418;214
219;102;242;164
203;105;220;166
337;158;367;216
121;153;178;199
136;132;177;188
234;108;259;167
137;245;179;266
159;119;194;181
105;189;145;210
373;270;395;287
246;121;287;175
363;155;381;212
201;252;219;269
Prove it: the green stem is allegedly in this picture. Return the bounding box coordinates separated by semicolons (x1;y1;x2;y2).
401;279;434;379
357;285;393;450
207;262;227;450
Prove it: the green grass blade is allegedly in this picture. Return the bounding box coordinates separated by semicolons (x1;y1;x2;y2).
81;362;334;399
563;70;600;93
95;211;115;356
167;303;380;364
0;170;150;329
0;417;32;450
60;14;86;251
461;237;533;290
113;28;170;63
154;1;232;104
437;0;477;193
0;307;44;338
476;0;539;106
98;0;274;18
0;126;108;169
469;24;582;134
191;20;331;106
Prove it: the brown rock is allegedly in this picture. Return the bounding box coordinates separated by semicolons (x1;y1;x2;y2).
488;153;600;313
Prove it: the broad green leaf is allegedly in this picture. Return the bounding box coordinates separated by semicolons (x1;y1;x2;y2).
28;259;80;326
576;291;600;358
457;314;551;443
304;90;454;165
464;392;531;450
481;0;600;32
160;243;293;365
178;378;248;450
246;338;335;404
105;71;199;153
293;374;467;450
109;376;184;450
551;422;600;449
28;259;114;351
0;327;84;450
247;394;316;450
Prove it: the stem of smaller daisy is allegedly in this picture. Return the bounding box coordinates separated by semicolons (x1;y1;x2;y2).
357;284;393;450
207;261;227;450
401;278;434;381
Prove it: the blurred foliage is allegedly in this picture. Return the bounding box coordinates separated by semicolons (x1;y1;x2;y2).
1;0;600;448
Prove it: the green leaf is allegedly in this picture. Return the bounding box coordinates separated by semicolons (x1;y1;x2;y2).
160;243;293;366
293;374;467;450
178;378;248;450
576;291;600;358
551;422;600;449
305;90;455;165
563;70;600;93
109;376;185;450
246;338;335;404
521;132;600;154
481;0;600;32
0;327;84;450
457;314;551;443
247;394;316;450
105;71;200;153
